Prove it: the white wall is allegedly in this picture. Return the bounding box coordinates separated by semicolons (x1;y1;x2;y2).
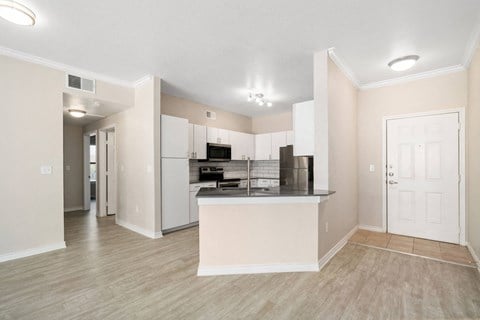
84;77;162;237
357;70;468;228
468;45;480;259
63;125;84;211
0;55;65;258
314;53;359;258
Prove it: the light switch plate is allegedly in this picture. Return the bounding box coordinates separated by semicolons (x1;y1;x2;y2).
65;165;71;171
369;164;375;172
40;165;53;175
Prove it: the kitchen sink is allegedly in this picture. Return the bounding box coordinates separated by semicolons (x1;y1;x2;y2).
220;187;270;192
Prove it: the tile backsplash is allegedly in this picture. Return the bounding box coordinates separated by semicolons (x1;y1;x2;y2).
189;160;279;182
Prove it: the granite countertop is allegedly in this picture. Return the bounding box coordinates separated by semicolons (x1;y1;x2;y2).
196;186;335;198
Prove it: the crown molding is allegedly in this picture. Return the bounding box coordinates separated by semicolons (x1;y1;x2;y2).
133;74;154;87
463;14;480;68
359;64;465;90
327;48;360;88
0;45;137;88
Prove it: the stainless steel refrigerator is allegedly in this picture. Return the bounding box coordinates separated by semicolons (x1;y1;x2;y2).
279;145;314;190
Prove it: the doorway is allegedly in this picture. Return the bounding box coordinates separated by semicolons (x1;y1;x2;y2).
83;127;117;217
383;109;465;244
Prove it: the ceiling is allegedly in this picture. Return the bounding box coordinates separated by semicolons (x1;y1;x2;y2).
2;0;480;117
63;93;130;126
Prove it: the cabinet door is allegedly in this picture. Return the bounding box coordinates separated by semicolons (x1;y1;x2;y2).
161;115;189;158
207;127;218;144
255;134;272;160
293;100;314;156
194;125;207;159
188;124;194;159
217;129;230;144
189;191;199;223
229;131;243;160
286;130;294;146
162;158;189;230
246;133;255;160
271;132;287;160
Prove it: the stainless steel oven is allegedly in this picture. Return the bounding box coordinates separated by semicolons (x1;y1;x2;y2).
207;143;231;162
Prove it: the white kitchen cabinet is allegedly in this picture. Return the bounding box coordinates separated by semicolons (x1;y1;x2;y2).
189;182;216;223
188;123;207;159
271;132;287;160
286;130;294;145
230;131;255;160
207;127;230;144
161;115;189;158
255;133;272;160
293;100;314;156
162;158;189;230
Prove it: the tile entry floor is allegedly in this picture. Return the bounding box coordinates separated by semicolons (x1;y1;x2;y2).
349;229;477;267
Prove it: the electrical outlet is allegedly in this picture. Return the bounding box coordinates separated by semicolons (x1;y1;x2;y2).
369;164;375;172
325;222;329;232
135;205;139;213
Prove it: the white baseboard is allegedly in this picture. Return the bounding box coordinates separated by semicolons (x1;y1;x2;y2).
64;206;84;213
198;263;319;276
318;225;358;270
116;219;162;239
358;224;384;233
0;242;66;263
466;242;480;273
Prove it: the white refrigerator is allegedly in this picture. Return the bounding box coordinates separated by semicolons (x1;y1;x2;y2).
161;115;190;231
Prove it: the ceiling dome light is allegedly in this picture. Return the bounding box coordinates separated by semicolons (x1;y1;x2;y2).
68;109;87;118
388;55;420;72
258;100;265;106
0;1;36;26
266;102;273;107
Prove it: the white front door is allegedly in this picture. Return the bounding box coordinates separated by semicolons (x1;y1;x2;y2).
387;113;459;243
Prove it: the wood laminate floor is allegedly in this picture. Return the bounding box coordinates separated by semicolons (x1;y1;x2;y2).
1;211;480;320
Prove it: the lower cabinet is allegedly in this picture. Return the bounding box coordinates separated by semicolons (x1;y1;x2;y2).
189;182;217;223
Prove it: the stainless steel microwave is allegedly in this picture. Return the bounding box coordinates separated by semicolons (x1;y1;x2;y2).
207;143;231;161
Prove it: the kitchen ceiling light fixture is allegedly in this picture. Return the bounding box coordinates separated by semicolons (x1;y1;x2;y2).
247;91;273;107
68;109;87;118
388;55;420;72
0;0;36;26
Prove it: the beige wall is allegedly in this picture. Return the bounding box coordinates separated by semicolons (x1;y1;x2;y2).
161;93;252;133
199;203;319;268
357;70;468;228
468;46;480;258
84;77;161;235
63;125;84;210
0;55;65;257
316;56;359;258
251;111;292;134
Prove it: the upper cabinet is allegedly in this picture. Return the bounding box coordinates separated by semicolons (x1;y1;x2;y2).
270;132;287;160
286;130;294;145
161;115;189;158
255;133;272;160
207;127;230;145
293;100;314;156
230;131;255;160
188;124;207;160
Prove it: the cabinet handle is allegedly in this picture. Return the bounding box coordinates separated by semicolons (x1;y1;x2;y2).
194;152;197;158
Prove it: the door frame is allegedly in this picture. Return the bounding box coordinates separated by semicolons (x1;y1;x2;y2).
382;108;466;245
83;130;97;211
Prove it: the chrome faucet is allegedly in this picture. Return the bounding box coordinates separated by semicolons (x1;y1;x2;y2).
247;157;251;195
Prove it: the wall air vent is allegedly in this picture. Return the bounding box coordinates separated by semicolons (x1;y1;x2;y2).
66;74;96;93
206;111;216;120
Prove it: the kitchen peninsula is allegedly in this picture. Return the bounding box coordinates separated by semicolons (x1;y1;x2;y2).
196;187;334;276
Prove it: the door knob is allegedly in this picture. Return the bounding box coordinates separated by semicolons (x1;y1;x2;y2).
388;180;398;185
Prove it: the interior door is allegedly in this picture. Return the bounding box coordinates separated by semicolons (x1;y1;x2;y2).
106;131;116;216
387;113;459;243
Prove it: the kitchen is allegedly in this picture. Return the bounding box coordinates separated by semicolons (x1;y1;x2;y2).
160;100;311;233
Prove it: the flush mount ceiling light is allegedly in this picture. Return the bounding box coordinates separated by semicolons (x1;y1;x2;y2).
247;90;273;107
388;55;420;72
68;109;87;118
0;0;36;26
